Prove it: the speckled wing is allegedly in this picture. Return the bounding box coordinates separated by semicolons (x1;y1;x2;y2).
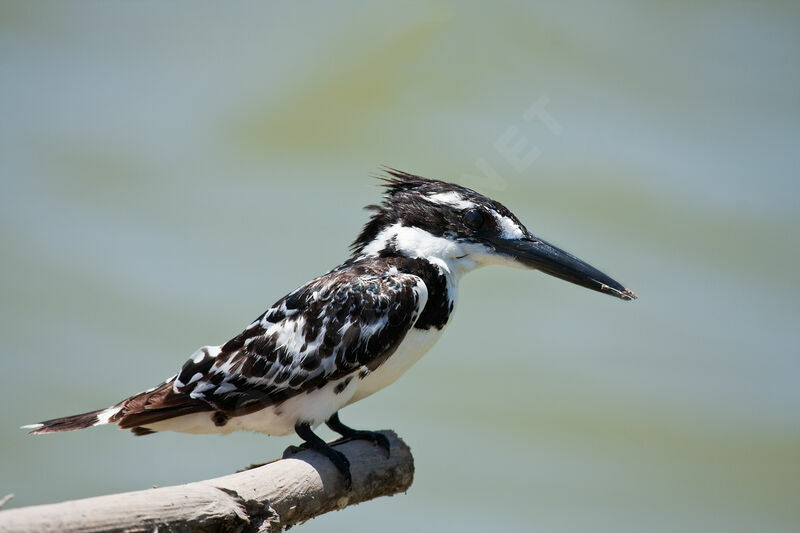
171;265;428;417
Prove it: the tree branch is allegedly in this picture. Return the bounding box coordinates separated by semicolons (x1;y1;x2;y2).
0;430;413;532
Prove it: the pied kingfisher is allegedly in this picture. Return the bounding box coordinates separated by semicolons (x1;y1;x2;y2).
24;170;636;486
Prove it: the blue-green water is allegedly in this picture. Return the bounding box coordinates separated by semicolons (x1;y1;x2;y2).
1;2;798;532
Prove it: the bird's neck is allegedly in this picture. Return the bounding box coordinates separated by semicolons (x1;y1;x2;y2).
351;224;472;331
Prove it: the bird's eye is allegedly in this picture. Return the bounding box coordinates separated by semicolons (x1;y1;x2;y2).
463;209;484;230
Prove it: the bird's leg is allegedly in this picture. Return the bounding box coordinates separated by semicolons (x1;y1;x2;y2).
284;421;352;489
325;411;391;457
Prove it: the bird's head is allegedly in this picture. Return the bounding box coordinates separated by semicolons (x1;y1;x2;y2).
352;169;636;301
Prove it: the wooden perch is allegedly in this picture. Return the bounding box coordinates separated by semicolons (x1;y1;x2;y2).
0;430;413;532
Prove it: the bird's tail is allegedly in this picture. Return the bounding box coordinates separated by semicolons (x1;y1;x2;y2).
22;405;122;435
22;378;211;436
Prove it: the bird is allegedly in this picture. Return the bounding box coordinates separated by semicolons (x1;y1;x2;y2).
23;169;636;487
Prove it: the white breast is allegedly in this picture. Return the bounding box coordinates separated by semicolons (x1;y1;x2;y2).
348;326;445;404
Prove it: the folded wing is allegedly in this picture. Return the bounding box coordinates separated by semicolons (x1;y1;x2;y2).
112;263;428;431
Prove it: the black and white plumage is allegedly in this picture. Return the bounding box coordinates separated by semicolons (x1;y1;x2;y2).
25;170;636;484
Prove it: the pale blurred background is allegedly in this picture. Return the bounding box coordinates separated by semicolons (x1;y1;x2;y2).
1;2;798;532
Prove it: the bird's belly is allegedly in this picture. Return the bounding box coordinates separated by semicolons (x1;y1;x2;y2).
228;378;362;435
142;377;361;436
348;326;444;404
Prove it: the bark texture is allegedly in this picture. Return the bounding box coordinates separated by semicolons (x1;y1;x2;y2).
0;431;413;532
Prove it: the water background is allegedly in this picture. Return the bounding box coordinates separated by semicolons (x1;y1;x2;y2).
1;2;798;532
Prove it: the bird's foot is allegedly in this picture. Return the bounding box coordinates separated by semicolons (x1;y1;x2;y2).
325;412;391;457
290;422;354;489
282;443;309;459
331;430;391;458
310;442;352;489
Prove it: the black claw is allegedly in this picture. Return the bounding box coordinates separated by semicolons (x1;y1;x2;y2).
325;411;391;458
372;431;392;457
282;444;307;459
330;430;391;458
322;447;352;490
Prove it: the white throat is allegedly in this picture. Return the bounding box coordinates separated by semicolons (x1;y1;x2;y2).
359;223;505;280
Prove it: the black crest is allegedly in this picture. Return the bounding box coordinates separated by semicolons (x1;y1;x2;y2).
350;168;522;254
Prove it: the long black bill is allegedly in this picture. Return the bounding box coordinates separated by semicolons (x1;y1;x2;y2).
490;234;637;301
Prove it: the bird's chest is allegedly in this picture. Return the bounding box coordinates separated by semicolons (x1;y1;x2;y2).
348;325;447;404
348;260;458;404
